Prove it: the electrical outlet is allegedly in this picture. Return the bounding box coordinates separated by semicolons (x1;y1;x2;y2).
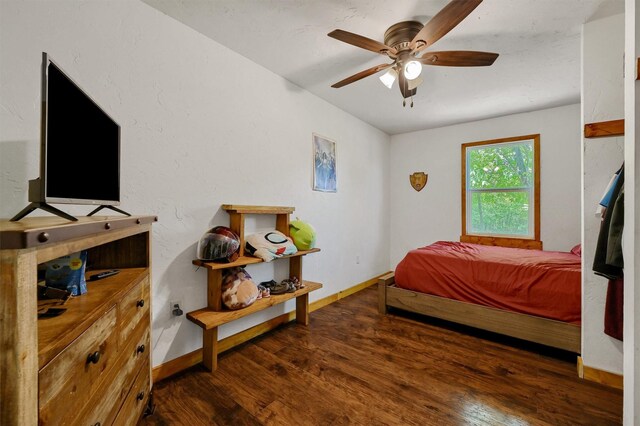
169;299;183;318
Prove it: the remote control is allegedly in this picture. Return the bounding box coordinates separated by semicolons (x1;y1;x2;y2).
88;270;120;281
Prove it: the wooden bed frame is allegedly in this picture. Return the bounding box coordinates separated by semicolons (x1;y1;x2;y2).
377;272;581;353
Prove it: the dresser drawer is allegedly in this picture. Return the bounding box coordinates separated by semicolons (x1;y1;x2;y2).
73;317;151;426
118;274;150;344
112;359;151;426
39;306;118;425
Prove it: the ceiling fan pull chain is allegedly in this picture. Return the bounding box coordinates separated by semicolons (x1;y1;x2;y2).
411;96;414;108
402;99;406;107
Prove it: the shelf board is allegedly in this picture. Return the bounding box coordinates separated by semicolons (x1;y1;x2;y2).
221;205;295;215
192;248;320;270
38;267;148;368
584;119;624;138
187;280;322;330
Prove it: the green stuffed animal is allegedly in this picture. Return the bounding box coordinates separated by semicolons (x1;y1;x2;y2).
289;218;317;251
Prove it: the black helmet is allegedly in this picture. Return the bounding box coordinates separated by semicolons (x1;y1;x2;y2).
196;226;240;262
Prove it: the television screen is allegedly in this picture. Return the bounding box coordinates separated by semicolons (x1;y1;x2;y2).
44;58;120;204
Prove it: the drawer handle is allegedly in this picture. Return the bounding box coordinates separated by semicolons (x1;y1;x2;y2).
93;423;101;426
137;344;146;354
137;391;145;401
136;299;145;308
87;351;101;365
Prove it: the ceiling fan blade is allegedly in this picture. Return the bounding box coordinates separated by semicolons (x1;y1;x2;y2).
419;51;498;66
410;0;483;53
331;63;393;88
398;69;417;99
328;29;397;55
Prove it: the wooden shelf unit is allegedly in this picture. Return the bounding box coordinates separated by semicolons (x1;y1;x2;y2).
188;205;322;372
0;215;156;426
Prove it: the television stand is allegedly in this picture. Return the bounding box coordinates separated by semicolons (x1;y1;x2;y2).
87;205;131;217
10;201;78;222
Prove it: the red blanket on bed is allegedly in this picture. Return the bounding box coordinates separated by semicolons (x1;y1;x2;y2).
394;241;582;324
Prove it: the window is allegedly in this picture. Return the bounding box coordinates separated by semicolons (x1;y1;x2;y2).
461;134;541;249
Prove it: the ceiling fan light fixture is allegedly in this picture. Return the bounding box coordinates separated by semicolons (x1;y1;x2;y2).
379;68;398;89
403;60;422;80
407;76;423;91
327;1;499;105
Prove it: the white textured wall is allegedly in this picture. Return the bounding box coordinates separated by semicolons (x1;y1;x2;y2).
581;13;625;374
389;104;582;267
0;0;391;366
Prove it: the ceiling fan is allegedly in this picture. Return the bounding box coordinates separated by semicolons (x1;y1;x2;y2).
327;0;499;107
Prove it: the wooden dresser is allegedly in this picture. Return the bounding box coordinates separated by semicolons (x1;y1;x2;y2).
0;215;156;425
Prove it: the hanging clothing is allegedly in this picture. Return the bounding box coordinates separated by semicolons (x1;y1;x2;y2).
604;276;623;341
593;163;624;342
599;168;622;208
595;165;623;216
606;184;624;268
593;163;624;280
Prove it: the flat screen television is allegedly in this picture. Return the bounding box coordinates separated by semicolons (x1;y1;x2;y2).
11;52;129;221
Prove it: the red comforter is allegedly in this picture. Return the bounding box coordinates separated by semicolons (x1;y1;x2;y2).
394;241;582;324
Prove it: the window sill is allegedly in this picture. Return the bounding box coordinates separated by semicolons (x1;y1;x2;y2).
460;235;543;250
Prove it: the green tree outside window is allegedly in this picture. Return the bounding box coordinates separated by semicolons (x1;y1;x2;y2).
462;135;540;242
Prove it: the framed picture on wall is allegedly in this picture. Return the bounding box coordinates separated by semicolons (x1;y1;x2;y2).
312;133;337;192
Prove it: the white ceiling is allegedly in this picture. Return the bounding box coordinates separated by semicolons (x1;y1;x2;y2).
142;0;621;135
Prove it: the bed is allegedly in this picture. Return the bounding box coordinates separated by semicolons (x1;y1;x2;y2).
378;241;582;353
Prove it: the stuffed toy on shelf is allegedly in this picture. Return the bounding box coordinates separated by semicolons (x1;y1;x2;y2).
245;230;297;262
221;267;259;310
289;218;317;251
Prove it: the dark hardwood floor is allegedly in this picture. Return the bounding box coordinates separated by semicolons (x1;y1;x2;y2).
141;287;622;425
